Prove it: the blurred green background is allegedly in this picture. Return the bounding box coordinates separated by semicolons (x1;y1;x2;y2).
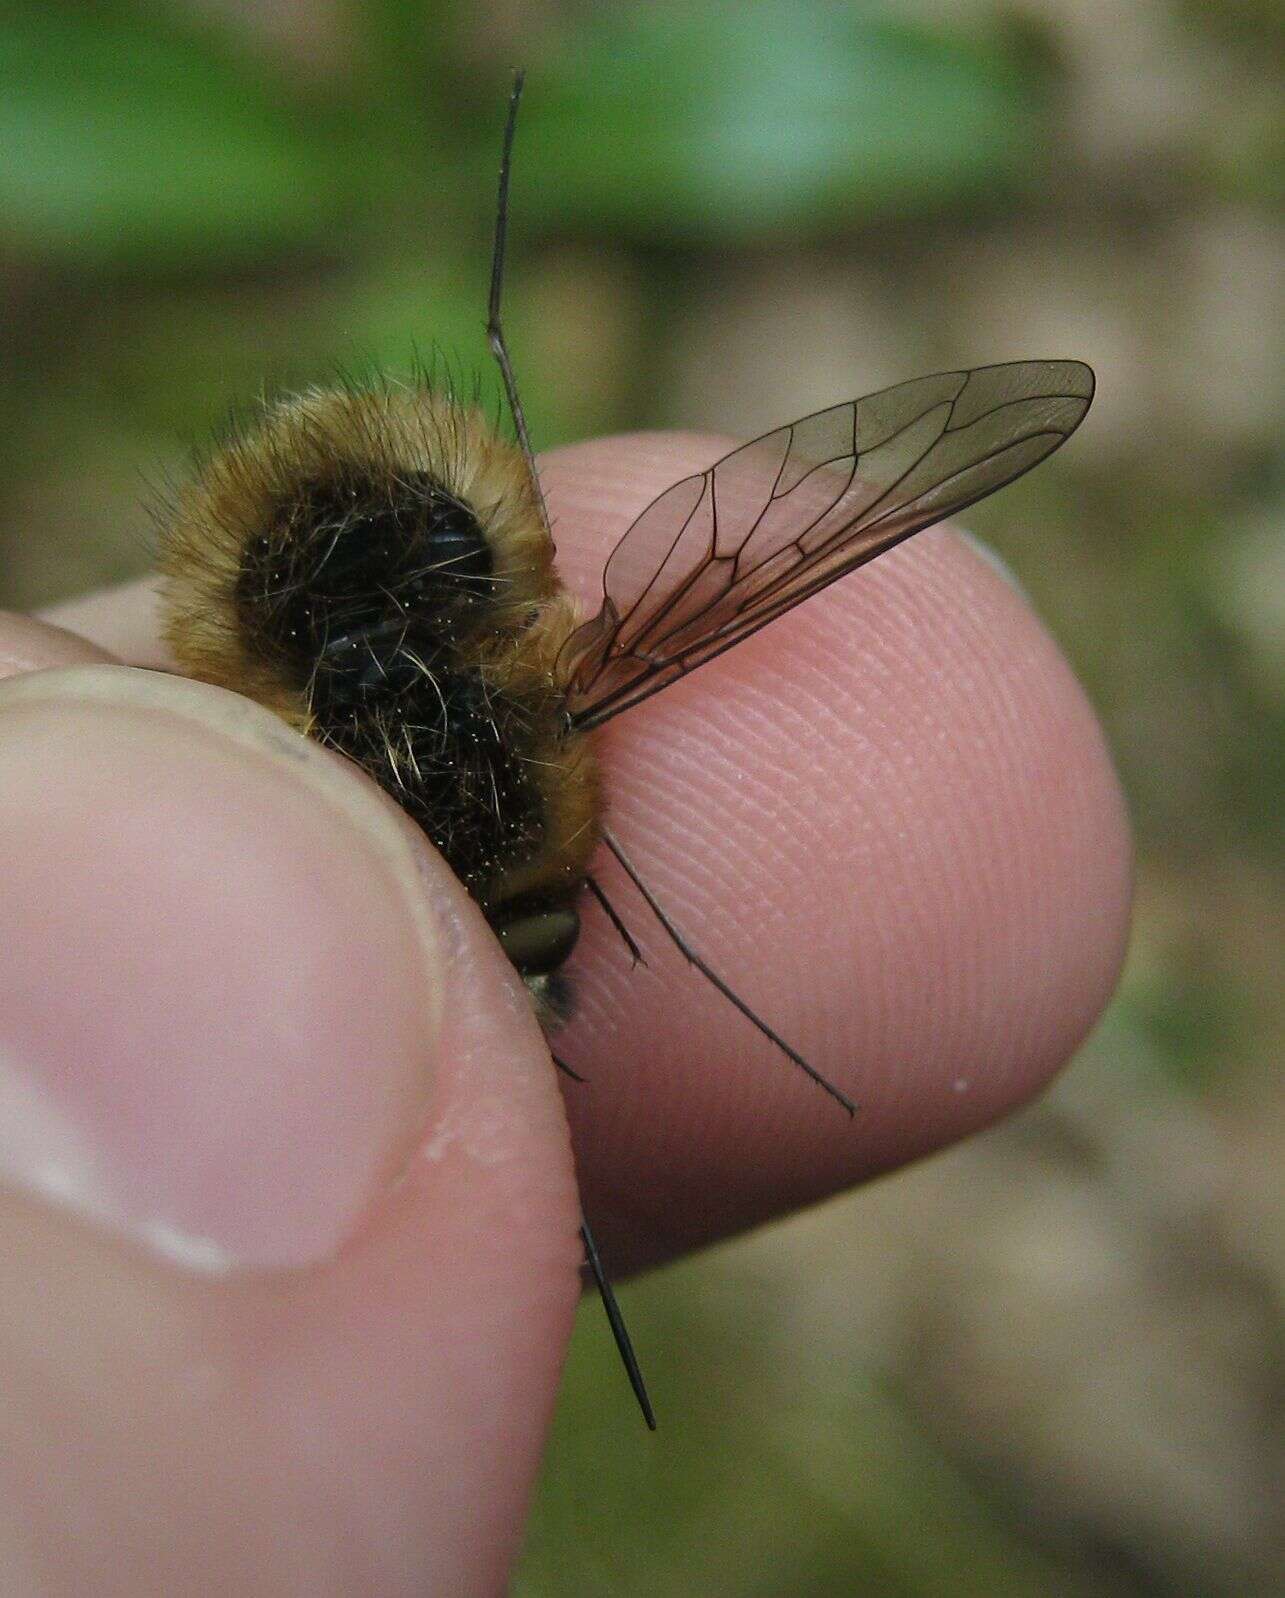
1;1;1280;1593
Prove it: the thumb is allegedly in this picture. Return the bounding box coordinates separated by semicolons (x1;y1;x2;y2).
0;660;580;1596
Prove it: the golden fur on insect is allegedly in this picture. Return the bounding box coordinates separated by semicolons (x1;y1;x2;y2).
159;380;599;929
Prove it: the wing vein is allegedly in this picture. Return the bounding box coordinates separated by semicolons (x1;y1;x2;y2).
560;361;1093;730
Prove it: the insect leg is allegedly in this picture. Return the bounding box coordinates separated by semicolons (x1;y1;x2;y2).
549;1051;587;1084
601;828;857;1116
486;69;553;541
585;872;646;967
580;1216;656;1431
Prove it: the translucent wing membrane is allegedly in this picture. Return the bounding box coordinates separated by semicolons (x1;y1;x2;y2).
562;361;1094;730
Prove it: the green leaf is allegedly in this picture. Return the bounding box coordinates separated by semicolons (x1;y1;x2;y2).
0;4;358;269
510;0;1043;243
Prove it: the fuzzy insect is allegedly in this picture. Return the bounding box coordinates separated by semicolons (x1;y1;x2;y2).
157;74;1094;1427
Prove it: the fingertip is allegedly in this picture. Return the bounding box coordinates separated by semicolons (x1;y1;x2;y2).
35;577;170;670
0;662;581;1590
0;610;121;679
536;433;1131;1265
0;665;451;1268
233;768;584;1589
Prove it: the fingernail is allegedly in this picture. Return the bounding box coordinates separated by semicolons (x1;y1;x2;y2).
0;666;444;1270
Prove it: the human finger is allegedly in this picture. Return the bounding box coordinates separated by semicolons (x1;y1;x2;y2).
0;664;581;1595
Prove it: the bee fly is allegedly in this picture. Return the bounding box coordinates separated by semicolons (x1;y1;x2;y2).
158;72;1094;1427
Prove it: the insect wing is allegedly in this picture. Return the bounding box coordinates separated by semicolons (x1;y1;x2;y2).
561;360;1093;730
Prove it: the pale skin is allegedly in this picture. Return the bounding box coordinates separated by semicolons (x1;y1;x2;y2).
0;432;1132;1595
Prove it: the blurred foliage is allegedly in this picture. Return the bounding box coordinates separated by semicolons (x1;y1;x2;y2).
477;1;1042;241
0;1;1280;1594
0;3;356;268
519;1285;1092;1598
